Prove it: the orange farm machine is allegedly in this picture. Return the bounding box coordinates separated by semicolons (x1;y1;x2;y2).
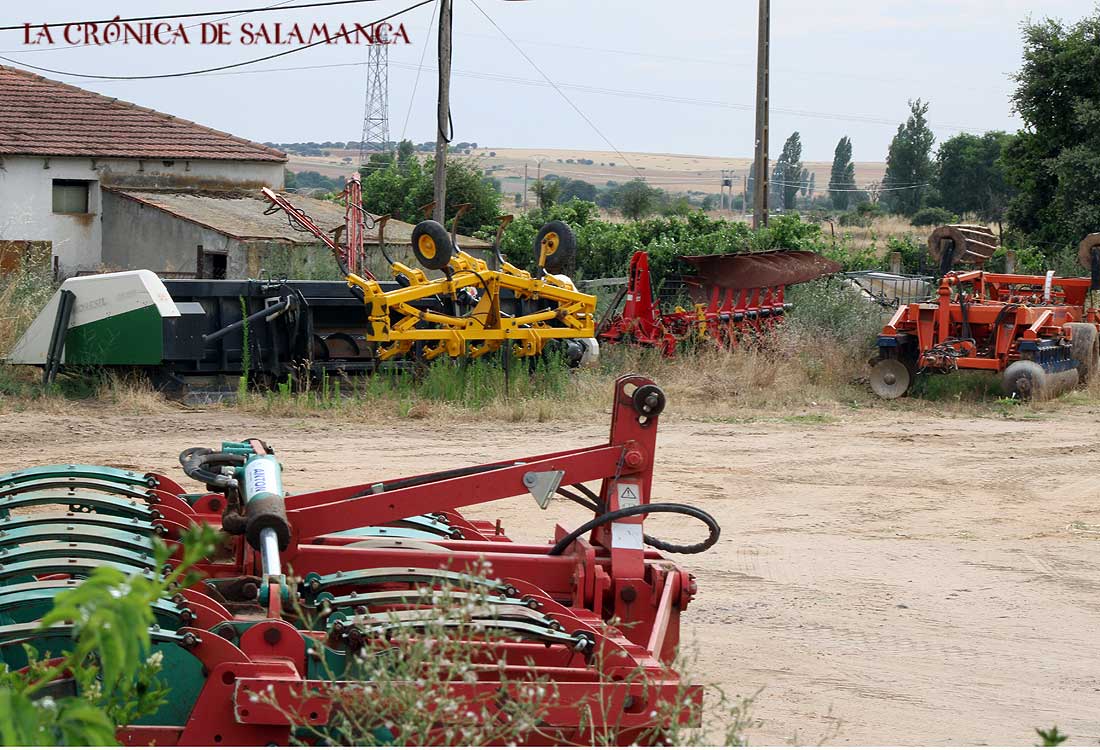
597;249;841;356
870;228;1100;400
0;376;722;745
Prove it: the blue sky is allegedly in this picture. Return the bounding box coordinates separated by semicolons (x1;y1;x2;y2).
2;0;1095;161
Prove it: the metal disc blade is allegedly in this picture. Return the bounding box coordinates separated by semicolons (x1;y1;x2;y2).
870;358;911;399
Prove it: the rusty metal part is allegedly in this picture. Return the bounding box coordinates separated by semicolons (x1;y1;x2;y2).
680;250;841;298
927;225;998;268
1077;232;1100;270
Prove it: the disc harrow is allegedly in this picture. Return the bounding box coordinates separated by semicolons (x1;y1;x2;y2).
871;231;1100;400
0;376;717;745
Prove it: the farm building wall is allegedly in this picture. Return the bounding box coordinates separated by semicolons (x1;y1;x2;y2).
0;155;284;276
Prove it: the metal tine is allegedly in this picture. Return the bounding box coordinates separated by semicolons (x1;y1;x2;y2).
0;522;157;554
0;583;189;626
0;512;159;535
330;514;459;538
0;464;155;489
0;541;155;568
319;590;557;628
339;618;588;649
0;490;157;521
344;602;563;631
0;476;153;500
0;621;197;649
303;567;517;598
0;556;156;584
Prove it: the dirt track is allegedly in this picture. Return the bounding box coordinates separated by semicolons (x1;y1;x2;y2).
2;404;1099;745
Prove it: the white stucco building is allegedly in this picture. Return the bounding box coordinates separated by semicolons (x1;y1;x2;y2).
0;65;286;277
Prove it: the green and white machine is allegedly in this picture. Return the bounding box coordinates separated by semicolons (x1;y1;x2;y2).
8;270;184;369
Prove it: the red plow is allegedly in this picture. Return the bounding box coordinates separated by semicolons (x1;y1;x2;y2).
0;376;718;745
598;249;840;356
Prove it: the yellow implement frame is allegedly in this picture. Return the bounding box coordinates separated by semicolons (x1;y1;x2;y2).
259;186;594;361
346;249;595;360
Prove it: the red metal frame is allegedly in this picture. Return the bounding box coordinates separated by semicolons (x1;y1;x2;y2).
599;250;788;357
881;270;1099;373
114;375;700;745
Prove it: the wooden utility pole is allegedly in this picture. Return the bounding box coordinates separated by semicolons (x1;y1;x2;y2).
432;0;453;224
523;164;529;210
752;0;770;229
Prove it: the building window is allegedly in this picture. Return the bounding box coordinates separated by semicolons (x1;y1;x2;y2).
52;179;92;214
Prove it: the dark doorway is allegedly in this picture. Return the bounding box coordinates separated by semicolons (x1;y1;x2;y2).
196;245;227;279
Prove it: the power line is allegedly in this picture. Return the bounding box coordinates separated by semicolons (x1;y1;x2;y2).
0;0;301;55
0;0;433;80
466;0;644;180
399;0;438;141
0;0;390;33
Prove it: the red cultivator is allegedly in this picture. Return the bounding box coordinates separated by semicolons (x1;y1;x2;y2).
598;249;840;356
871;228;1100;400
0;376;718;745
872;271;1100;399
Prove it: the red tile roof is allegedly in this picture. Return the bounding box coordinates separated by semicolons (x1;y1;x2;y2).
0;65;286;162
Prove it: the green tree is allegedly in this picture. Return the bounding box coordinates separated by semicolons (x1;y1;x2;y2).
396;138;416;164
615;179;660;220
934;131;1015;226
775;132;804;210
828;137;856;210
533;179;562;209
1003;9;1100;248
360;157;502;234
882;99;935;215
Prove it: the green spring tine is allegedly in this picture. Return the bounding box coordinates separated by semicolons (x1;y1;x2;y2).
0;523;157;554
320;589;535;615
0;621;196;649
0;476;153;500
341;617;586;649
0;541;155;569
0;465;155;489
0;513;159;536
302;567;517;599
0;584;187;627
335;600;561;630
0;490;157;521
391;514;459;535
0;556;155;584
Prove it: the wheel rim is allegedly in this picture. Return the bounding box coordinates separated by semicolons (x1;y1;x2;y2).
541;232;560;258
418;235;437;260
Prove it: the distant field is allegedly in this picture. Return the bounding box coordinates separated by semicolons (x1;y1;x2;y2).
285;146;887;202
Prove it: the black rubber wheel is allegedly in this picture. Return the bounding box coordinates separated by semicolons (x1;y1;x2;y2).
534;220;576;274
411;220;454;270
1065;322;1099;383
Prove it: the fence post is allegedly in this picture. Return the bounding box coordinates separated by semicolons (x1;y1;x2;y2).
889;251;902;275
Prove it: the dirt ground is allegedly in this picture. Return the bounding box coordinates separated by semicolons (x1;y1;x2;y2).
2;403;1099;746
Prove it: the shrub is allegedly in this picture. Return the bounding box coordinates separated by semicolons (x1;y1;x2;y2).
909;206;959;226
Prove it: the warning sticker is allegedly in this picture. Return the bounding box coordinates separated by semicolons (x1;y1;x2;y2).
616;482;641;508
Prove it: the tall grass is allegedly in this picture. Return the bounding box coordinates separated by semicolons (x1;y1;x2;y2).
0;263;57;397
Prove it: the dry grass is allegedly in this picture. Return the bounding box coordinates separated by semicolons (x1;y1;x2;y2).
825;215;925;259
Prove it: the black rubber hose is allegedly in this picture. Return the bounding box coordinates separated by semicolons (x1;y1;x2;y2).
558;484;719;554
179;448;245;489
547;502;721;557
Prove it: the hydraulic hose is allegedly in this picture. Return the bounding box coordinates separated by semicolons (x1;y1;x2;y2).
547;501;721;557
179;447;245;489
